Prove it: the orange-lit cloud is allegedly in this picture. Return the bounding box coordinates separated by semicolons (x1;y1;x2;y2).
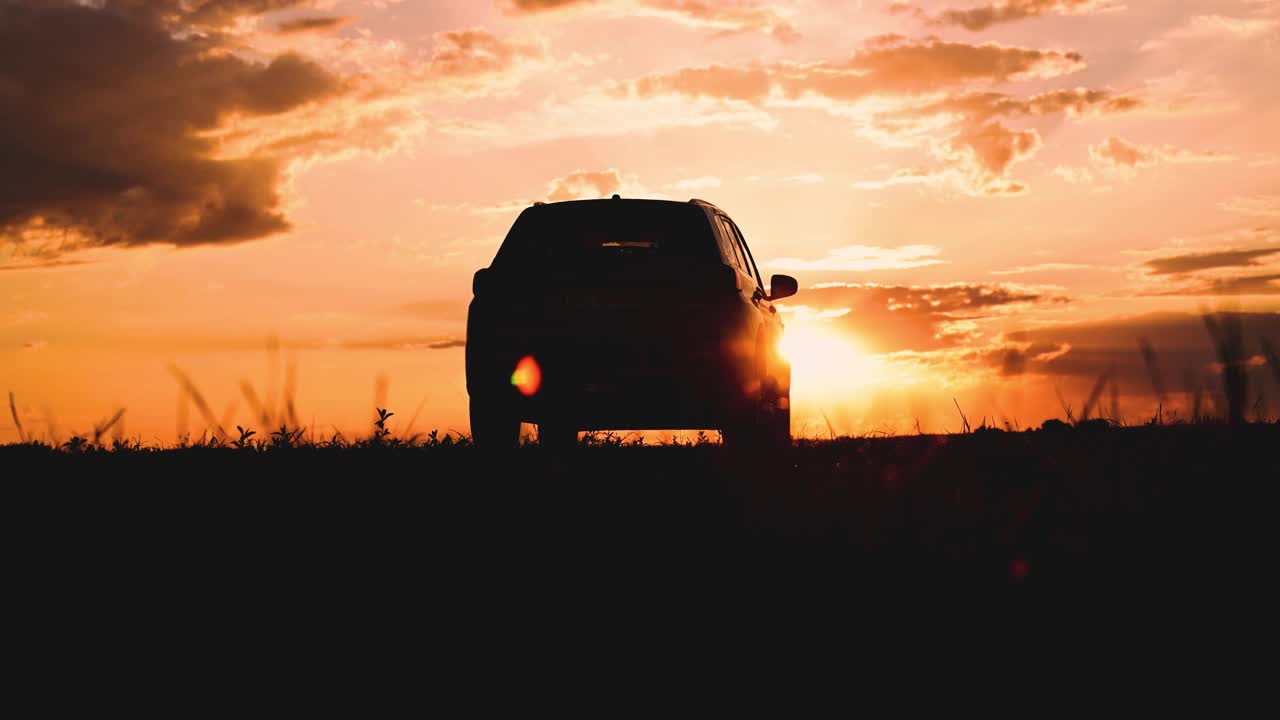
545;168;627;201
1089;136;1232;172
891;0;1117;31
428;28;547;79
854;88;1141;194
781;282;1067;353
623;37;1085;102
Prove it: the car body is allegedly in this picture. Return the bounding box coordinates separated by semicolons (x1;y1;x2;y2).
465;196;797;448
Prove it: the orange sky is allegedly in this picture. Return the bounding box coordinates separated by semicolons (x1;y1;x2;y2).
3;0;1279;443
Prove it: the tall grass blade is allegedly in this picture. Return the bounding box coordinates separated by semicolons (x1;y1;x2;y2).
1081;368;1112;421
1262;338;1280;386
168;365;227;439
1138;338;1167;406
93;408;126;445
1204;312;1247;424
9;391;26;444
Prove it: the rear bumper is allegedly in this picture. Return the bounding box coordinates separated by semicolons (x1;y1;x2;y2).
467;337;755;429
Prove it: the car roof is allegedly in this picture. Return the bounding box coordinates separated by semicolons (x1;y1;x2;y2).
527;197;725;214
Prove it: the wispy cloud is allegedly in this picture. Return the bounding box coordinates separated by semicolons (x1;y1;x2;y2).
1089;136;1233;177
670;176;722;191
991;263;1094;275
771;245;946;272
1220;195;1280;218
1141;14;1280;51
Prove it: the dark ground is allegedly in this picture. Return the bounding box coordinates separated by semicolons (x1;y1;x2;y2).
5;423;1277;602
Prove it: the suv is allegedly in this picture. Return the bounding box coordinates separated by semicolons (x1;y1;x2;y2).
466;197;797;448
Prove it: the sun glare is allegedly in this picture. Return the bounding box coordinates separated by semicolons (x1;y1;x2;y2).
780;323;885;394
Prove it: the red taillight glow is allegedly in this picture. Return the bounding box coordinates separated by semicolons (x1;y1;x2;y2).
511;355;542;396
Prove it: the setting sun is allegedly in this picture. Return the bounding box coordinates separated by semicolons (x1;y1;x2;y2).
781;323;886;395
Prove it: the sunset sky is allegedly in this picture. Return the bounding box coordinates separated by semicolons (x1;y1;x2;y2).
3;0;1279;443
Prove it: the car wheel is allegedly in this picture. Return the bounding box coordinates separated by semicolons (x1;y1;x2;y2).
470;395;521;449
722;389;790;451
537;421;578;450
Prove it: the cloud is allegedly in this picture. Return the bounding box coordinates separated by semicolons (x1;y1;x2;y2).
0;2;346;255
502;0;598;11
1052;165;1094;184
854;88;1140;195
545;169;626;201
982;313;1280;406
930;121;1040;195
622;36;1085;103
503;0;799;41
783;282;1065;352
428;28;548;80
101;0;315;30
771;245;946;272
1141;14;1280;51
1221;195;1280;218
275;16;350;34
1166;274;1280;296
1089;136;1233;176
1144;248;1280;276
634;0;799;42
892;1;1118;32
1134;236;1280;296
990;262;1093;275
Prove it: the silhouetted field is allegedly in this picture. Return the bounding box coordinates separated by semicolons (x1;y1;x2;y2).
5;422;1277;600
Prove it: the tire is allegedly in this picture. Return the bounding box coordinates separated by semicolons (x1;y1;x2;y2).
722;385;790;451
722;332;791;451
537;421;578;450
470;395;521;449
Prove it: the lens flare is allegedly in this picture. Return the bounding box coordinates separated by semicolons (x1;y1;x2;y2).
511;355;542;396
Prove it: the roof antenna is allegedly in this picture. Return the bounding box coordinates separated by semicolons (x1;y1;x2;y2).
611;194;621;199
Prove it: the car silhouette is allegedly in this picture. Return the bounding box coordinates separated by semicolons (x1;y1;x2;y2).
466;196;797;448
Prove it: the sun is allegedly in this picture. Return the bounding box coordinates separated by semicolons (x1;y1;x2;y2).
779;322;885;395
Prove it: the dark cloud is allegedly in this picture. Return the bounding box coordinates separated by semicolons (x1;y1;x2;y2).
784;282;1064;353
275;16;350;35
982;313;1280;405
1145;248;1280;276
1154;273;1280;296
0;2;343;253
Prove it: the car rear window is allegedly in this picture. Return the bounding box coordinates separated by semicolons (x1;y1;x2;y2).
491;201;718;270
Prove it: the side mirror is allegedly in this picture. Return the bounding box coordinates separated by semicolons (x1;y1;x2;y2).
768;274;798;301
472;268;492;297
